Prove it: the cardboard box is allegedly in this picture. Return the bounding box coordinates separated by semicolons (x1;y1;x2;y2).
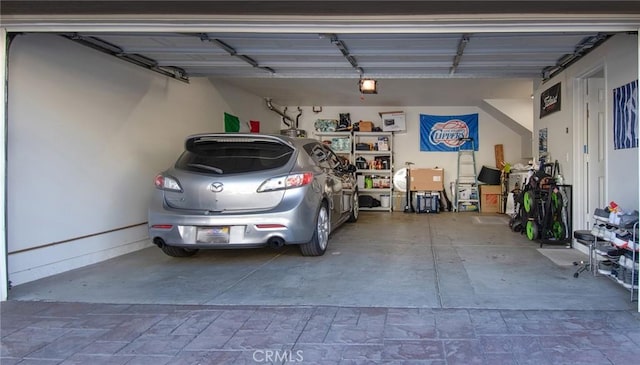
480;184;502;195
410;168;444;191
480;184;502;213
359;121;373;132
379;111;406;132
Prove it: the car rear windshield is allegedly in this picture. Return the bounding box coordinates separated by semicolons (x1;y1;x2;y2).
175;140;294;174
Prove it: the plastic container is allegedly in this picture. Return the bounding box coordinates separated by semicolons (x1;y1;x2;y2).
365;177;373;189
380;195;390;208
478;166;501;185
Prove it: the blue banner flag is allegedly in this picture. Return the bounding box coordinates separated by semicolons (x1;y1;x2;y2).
419;113;479;152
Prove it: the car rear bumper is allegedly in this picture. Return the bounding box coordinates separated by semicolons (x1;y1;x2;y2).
148;192;320;248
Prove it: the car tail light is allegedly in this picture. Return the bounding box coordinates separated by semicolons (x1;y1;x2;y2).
257;172;314;192
256;224;286;229
152;224;173;229
154;174;182;192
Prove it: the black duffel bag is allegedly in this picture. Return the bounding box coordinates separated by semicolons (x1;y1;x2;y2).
359;195;381;208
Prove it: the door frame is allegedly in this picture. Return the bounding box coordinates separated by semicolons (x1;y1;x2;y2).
572;64;607;241
0;28;7;301
1;19;639;303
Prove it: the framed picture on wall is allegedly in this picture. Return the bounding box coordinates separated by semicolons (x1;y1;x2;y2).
540;82;561;118
613;80;638;150
379;111;406;132
539;128;548;156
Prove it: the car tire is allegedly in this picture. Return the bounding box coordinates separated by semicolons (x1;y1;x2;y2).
160;245;199;257
347;190;359;223
300;204;329;256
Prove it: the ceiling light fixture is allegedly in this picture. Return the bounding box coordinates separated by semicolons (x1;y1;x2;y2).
359;78;377;94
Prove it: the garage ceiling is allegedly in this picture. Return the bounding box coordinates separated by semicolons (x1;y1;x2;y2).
66;31;611;80
48;29;614;105
3;0;640;105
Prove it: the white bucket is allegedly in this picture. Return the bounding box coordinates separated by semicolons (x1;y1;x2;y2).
380;195;390;208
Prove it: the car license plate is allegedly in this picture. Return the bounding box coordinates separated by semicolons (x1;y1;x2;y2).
196;226;230;244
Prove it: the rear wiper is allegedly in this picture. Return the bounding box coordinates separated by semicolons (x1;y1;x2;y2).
187;163;223;174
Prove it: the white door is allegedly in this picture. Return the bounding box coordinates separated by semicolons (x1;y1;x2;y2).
584;77;606;226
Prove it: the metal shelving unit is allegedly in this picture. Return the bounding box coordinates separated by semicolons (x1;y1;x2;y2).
314;131;394;211
353;132;394;212
591;218;638;302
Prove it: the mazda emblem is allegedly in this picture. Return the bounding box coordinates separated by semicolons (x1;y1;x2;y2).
209;182;224;192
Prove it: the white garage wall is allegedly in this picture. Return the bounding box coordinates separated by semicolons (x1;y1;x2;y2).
484;98;534;131
7;34;279;285
532;72;572;178
534;33;639;216
296;106;525;196
603;36;639;209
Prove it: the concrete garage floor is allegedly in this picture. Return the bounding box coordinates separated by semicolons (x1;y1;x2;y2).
3;212;640;364
7;212;637;310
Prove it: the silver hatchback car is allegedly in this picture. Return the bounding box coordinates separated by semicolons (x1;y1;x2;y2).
148;133;359;257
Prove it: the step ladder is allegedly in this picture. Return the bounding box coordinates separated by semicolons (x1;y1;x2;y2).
454;138;480;212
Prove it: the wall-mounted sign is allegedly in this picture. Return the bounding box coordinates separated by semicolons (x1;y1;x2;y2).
419;113;479;152
540;82;561;118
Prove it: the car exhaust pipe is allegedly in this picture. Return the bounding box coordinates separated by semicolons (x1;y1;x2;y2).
153;237;166;248
267;237;285;248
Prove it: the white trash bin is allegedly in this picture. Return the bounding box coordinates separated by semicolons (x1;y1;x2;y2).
380;195;390;208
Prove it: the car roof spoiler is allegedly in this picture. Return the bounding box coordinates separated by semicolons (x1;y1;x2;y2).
185;133;295;150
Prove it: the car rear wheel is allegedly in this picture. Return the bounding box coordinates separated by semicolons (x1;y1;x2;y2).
347;191;359;222
300;204;329;256
160;245;199;257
